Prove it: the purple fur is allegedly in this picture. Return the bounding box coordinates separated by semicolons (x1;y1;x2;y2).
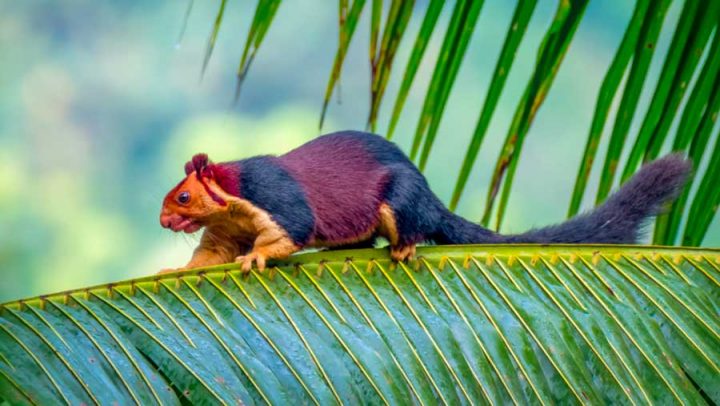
279;135;390;242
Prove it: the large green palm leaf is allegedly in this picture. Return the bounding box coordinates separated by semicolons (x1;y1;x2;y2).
2;245;719;404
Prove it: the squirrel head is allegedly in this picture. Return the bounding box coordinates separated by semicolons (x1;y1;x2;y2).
160;153;233;233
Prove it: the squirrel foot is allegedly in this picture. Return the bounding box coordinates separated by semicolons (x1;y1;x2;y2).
235;252;267;272
390;244;416;262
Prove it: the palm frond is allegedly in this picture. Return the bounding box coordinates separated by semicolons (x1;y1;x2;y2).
450;0;538;212
594;0;672;205
658;29;720;245
367;0;414;132
620;0;703;182
319;0;367;130
684;138;720;246
369;0;382;68
175;0;194;49
657;30;720;245
567;0;651;218
628;1;719;174
413;0;486;171
385;0;443;140
200;0;228;80
2;245;719;403
233;0;282;101
483;0;589;229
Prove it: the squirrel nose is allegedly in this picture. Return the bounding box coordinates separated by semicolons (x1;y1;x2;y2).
160;214;171;229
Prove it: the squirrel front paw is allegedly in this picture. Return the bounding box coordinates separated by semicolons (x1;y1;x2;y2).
235;252;267;272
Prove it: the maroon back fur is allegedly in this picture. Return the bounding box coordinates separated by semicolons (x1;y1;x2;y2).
279;136;390;243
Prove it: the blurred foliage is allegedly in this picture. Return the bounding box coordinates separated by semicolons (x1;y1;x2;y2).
0;1;719;302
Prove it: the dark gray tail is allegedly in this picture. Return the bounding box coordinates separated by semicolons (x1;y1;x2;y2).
434;153;692;245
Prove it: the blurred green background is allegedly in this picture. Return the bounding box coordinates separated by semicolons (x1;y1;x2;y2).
0;1;718;302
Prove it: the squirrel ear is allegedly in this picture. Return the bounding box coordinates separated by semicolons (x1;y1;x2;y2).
192;153;209;170
185;153;211;175
184;161;194;175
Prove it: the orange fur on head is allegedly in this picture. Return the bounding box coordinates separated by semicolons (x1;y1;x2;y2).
159;171;231;234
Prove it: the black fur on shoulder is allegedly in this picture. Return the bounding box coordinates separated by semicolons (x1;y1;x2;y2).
238;156;316;245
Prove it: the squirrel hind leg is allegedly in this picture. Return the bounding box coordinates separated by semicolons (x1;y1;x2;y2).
378;202;418;262
377;163;446;255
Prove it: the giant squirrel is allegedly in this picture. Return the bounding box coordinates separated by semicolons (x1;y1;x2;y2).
160;131;691;272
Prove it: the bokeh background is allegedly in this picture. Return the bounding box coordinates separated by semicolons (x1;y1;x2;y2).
1;1;718;302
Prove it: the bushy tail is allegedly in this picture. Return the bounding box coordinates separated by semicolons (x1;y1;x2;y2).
434;154;692;245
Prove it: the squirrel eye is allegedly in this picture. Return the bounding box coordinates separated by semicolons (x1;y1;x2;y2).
177;191;190;204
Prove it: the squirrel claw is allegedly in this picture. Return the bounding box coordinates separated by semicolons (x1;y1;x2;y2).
390;245;416;262
235;252;267;272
